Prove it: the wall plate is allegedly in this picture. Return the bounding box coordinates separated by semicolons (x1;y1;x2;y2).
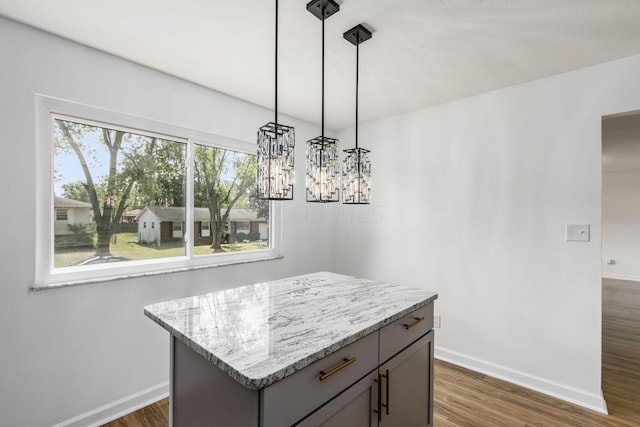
566;224;590;242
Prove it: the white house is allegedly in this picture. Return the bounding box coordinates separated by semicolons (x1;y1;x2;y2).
137;206;267;245
53;196;93;236
53;196;94;249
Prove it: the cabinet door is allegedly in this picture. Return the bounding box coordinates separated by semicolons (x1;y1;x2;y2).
295;371;378;427
379;331;433;427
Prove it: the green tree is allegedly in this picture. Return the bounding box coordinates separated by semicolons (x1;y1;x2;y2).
126;139;186;207
194;146;256;251
60;181;91;203
249;188;270;220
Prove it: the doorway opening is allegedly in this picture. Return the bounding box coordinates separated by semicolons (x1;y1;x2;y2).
601;113;640;420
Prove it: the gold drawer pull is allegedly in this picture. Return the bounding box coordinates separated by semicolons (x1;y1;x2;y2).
403;316;425;330
319;357;357;381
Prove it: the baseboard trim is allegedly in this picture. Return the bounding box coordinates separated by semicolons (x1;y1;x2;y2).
52;381;169;427
602;273;640;282
435;347;608;415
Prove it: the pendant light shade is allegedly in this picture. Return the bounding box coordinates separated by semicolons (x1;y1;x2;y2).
342;146;371;203
306;0;340;203
306;135;339;202
257;123;295;200
342;24;372;204
257;0;295;200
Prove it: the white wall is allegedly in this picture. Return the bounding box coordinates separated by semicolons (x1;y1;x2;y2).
335;54;640;412
602;115;640;280
0;17;336;427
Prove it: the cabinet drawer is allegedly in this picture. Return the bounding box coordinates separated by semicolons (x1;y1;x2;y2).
379;303;433;364
261;331;378;427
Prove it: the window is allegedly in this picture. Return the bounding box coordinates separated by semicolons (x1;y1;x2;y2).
172;221;182;238
201;221;210;238
35;95;281;288
236;221;251;234
56;209;68;221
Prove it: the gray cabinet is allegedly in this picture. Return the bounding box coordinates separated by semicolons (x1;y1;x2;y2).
293;303;434;427
379;331;433;427
295;371;379;427
170;302;434;427
297;330;434;427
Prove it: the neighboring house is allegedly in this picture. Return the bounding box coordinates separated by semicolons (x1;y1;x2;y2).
54;196;94;248
136;206;267;245
121;208;141;223
54;196;93;236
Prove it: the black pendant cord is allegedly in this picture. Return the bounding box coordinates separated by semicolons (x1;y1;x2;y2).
275;0;278;127
321;14;325;146
356;41;361;200
320;13;325;198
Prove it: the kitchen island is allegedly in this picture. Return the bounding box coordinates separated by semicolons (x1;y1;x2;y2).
145;272;438;426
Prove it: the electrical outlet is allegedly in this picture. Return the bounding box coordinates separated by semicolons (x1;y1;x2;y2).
434;314;441;328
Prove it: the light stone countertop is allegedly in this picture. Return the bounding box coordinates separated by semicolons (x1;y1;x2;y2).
144;272;438;389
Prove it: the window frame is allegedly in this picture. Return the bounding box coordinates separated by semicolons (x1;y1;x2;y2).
34;95;282;289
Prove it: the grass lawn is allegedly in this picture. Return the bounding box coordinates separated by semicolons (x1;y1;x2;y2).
54;233;268;268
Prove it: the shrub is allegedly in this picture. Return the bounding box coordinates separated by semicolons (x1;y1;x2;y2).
55;223;95;248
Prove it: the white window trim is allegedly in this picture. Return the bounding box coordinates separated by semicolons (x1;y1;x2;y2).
34;94;283;290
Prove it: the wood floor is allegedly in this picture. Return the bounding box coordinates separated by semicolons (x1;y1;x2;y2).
103;279;640;426
102;398;169;427
601;278;640;424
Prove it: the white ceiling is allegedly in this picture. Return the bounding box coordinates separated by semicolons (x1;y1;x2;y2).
2;0;640;130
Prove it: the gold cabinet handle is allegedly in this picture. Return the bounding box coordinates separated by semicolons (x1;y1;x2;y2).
403;316;425;330
319;357;357;381
383;369;390;415
374;373;382;421
374;370;390;420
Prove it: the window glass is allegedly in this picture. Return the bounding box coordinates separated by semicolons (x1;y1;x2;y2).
56;209;68;221
193;144;269;254
53;118;186;268
201;221;211;238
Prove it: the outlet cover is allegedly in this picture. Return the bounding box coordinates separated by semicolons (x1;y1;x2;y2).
434;314;441;328
566;224;590;242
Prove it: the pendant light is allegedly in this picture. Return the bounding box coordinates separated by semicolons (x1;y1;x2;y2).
257;0;295;200
342;24;372;204
305;0;340;203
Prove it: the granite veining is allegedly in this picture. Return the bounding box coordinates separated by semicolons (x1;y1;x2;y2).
144;272;438;389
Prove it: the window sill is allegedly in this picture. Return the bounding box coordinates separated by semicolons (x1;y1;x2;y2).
31;255;284;291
